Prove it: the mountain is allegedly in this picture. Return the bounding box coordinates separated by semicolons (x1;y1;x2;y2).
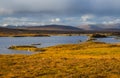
21;25;82;31
0;27;23;34
0;27;16;32
104;23;120;29
3;23;120;31
78;24;103;30
4;25;18;29
0;25;84;35
78;23;120;30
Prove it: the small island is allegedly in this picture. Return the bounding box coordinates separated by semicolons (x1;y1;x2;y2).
90;33;107;38
8;45;46;52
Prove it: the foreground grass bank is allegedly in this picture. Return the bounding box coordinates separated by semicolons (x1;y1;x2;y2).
0;42;120;78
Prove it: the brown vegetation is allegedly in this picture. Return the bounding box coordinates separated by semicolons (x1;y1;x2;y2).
0;42;120;78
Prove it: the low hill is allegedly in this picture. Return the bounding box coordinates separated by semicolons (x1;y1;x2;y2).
22;25;82;31
0;27;18;32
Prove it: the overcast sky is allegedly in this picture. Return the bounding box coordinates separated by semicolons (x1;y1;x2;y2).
0;0;120;26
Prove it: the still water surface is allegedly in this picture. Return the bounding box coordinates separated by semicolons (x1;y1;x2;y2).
0;36;119;54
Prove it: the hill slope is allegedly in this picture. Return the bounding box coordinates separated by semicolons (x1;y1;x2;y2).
0;27;19;32
22;25;82;31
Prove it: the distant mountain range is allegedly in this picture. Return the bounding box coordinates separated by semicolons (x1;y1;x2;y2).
1;23;120;31
4;25;82;31
0;24;120;35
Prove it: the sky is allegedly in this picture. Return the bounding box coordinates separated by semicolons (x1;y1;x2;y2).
0;0;120;26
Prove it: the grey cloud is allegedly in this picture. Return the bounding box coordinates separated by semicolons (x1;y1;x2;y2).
68;0;120;15
1;0;120;26
0;0;68;15
1;0;120;15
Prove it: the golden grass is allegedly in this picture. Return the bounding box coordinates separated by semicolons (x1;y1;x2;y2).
0;33;50;37
0;41;120;78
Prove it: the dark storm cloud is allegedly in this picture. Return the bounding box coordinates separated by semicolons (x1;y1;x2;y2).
68;0;120;15
0;0;120;15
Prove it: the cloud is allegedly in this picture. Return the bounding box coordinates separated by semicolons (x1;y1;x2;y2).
68;0;120;15
1;0;120;15
103;19;120;24
0;8;13;15
51;18;61;23
1;17;41;26
3;17;29;22
1;15;120;26
1;17;62;26
81;15;94;22
0;0;68;15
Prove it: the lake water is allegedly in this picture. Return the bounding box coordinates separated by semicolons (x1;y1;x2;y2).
0;36;120;54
